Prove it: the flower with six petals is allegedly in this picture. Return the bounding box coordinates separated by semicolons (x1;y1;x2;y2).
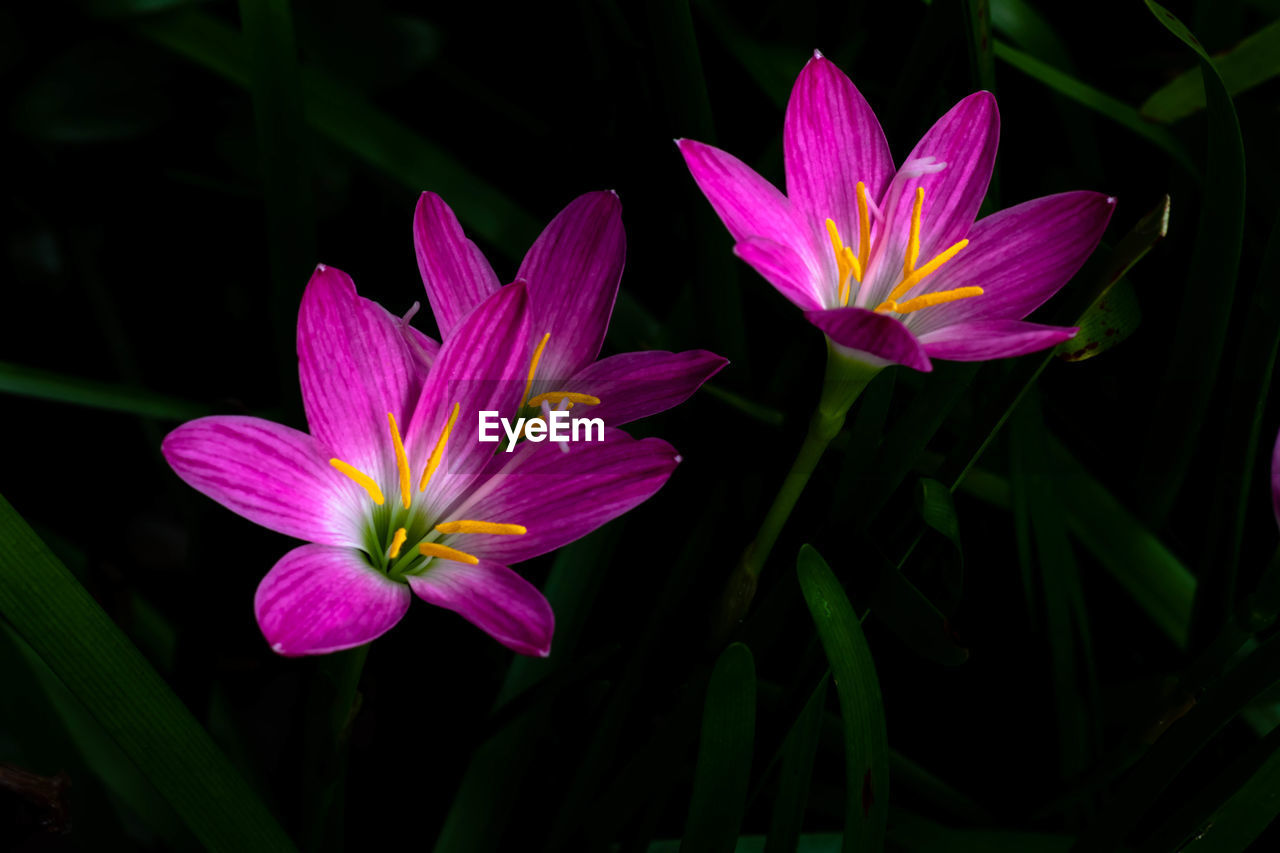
163;268;680;657
677;51;1115;372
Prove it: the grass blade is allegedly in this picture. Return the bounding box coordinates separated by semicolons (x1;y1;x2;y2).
798;545;890;852
765;673;829;853
992;39;1196;175
680;642;756;853
1141;19;1280;122
1136;1;1247;527
0;360;211;420
0;493;295;850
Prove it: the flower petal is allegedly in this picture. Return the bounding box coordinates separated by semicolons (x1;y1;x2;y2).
407;559;553;657
517;191;625;382
563;349;728;427
255;544;411;656
907;192;1116;334
403;323;441;370
918;319;1076;361
865;92;999;305
443;430;679;565
413;191;502;338
676;138;816;253
784;52;894;241
804;307;932;372
1272;430;1280;529
408;282;532;512
733;237;825;310
297;265;423;477
162;416;360;547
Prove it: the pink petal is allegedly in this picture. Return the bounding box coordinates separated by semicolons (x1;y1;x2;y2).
907;192;1116;335
407;559;554;657
784;53;894;245
865;92;999;305
162;416;360;547
413;191;502;338
676;138;817;257
517;191;625;382
733;237;826;310
443;430;679;565
1271;430;1280;529
255;544;410;656
564;349;728;427
918;319;1077;361
297;265;423;478
804;307;932;372
408;282;532;513
404;323;441;370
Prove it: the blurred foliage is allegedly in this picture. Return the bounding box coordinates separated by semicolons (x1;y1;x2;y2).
2;0;1280;850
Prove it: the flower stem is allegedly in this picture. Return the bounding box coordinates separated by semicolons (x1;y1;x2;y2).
713;340;880;640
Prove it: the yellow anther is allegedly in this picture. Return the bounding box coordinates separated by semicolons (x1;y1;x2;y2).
904;187;924;276
856;181;871;274
521;332;552;410
329;458;385;506
418;542;480;565
387;412;411;510
435;520;527;535
826;220;863;306
876;286;984;315
388;527;408;559
420;402;460;492
886;239;970;304
526;391;601;408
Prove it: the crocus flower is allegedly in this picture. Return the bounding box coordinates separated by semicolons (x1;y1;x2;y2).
677;52;1115;372
162;268;679;657
413;190;727;427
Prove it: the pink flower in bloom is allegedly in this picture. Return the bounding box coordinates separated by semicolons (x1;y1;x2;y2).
414;190;727;426
163;269;679;657
677;52;1116;372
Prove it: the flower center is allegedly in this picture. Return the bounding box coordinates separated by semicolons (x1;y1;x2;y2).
326;407;527;578
824;178;983;316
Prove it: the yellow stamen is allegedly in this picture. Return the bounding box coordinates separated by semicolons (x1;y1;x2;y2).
886;239;970;303
387;412;411;510
876;286;984;315
521;332;552;410
903;187;924;276
435;520;527;535
419;402;460;492
418;542;480;565
856;181;871;274
825;220;863;307
388;527;408;559
329;458;385;505
526;391;601;408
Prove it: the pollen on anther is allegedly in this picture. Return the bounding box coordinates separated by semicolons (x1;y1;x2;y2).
388;527;408;559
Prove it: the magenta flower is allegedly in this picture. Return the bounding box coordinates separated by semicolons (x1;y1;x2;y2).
413;189;727;424
162;268;679;657
677;52;1116;372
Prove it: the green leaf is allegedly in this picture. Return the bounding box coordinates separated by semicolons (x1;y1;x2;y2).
0;361;212;420
1055;278;1141;362
797;545;890;852
1141;18;1280;122
869;556;969;667
0;493;295;851
963;0;997;93
765;674;829;853
134;8;540;251
918;477;963;561
1050;435;1196;650
1137;1;1247;527
681;642;756;853
992;39;1197;175
990;0;1074;71
890;810;1073;852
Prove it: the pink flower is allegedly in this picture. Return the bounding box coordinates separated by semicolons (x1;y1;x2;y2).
163;269;679;657
413;190;726;424
677;52;1115;371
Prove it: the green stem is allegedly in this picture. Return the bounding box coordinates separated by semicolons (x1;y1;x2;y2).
742;341;880;579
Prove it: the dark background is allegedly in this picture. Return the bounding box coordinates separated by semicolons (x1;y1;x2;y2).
3;0;1279;849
